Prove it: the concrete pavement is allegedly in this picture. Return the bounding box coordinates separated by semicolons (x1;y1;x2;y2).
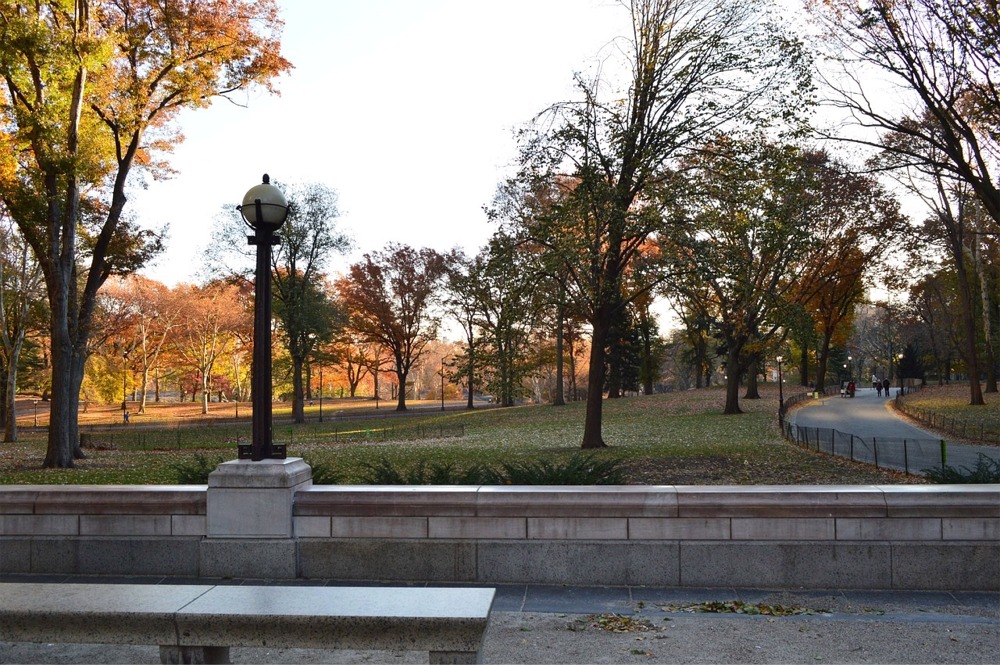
0;579;997;663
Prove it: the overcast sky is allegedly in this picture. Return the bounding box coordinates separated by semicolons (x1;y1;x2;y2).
134;0;632;286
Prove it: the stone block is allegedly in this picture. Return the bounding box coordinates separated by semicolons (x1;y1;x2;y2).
199;538;298;579
299;538;476;582
0;538;31;573
29;536;201;576
731;518;835;540
330;516;427;538
628;517;731;540
0;488;39;514
294;515;332;537
679;541;892;588
171;515;207;537
527;517;627;540
891;542;1000;591
476;540;679;586
836;518;941;541
941;518;1000;541
80;515;172;536
429;517;525;539
0;514;79;536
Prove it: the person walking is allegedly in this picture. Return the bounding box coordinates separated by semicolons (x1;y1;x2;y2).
882;377;891;397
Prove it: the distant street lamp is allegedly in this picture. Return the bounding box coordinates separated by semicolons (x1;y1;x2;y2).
440;358;445;412
318;364;324;423
238;174;290;461
776;355;785;421
122;348;129;424
32;399;38;429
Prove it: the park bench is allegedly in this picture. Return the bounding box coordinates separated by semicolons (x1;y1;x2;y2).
0;582;495;664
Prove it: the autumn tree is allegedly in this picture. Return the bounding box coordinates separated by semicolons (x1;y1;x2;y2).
0;0;291;467
453;233;548;407
169;282;248;414
510;0;812;446
664;135;817;414
337;244;450;411
808;0;1000;230
789;151;909;392
0;216;45;441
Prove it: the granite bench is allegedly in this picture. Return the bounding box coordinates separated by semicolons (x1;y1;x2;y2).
0;582;495;664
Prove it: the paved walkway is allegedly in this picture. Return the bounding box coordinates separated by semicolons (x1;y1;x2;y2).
1;576;997;663
788;387;1000;474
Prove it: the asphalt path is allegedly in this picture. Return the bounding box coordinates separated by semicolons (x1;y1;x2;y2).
789;387;1000;474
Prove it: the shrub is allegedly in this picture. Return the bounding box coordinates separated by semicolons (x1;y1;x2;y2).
501;454;627;485
303;458;341;485
358;453;623;485
170;453;224;484
922;454;1000;483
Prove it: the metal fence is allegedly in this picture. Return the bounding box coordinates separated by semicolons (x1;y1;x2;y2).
781;421;947;476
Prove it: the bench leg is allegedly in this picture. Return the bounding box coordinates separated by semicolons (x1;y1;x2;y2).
429;650;479;664
160;645;231;664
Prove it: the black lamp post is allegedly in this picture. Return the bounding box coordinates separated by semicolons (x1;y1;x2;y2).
776;355;785;421
440;358;445;412
32;400;37;429
122;349;129;424
318;364;324;423
238;174;290;461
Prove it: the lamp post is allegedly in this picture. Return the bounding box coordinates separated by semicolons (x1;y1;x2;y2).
318;364;324;423
32;400;37;429
776;355;785;420
440;358;445;412
238;174;290;461
122;349;129;424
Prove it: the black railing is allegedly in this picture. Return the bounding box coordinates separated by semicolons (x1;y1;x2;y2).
780;420;946;476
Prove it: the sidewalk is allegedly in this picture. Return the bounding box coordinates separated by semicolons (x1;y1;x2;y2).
788;387;1000;473
1;579;998;663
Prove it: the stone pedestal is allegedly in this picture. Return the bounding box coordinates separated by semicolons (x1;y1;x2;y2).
202;458;311;579
206;458;312;538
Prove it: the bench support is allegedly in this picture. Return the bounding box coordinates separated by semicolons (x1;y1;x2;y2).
160;645;231;664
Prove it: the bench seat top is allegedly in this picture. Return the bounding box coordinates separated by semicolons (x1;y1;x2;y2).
0;583;495;652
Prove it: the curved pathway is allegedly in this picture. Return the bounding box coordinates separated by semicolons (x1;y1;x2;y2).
789;387;999;474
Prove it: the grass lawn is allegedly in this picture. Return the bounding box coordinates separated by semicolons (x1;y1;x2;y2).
0;384;939;486
897;383;1000;444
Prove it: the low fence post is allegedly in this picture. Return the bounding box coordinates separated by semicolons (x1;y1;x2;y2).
873;438;879;469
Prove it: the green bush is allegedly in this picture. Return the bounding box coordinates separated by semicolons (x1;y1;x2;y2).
303;458;342;485
358;453;623;485
922;454;1000;483
501;454;627;485
170;453;224;484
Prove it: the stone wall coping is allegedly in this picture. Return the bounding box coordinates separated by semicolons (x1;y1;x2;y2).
2;484;997;520
293;484;1000;519
0;486;207;516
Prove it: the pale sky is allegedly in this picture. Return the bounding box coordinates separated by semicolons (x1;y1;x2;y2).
134;0;631;286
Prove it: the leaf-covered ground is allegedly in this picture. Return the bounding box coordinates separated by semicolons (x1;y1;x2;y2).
3;384;923;485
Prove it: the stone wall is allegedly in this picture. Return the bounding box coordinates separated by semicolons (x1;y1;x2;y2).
1;474;997;591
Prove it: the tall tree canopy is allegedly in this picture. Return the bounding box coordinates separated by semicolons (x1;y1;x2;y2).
0;0;291;467
336;244;450;412
509;0;813;446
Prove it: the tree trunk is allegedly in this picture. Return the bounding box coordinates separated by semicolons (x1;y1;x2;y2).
292;354;305;423
582;313;609;449
553;301;565;406
723;348;743;415
799;345;809;387
395;368;408;411
743;355;761;399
